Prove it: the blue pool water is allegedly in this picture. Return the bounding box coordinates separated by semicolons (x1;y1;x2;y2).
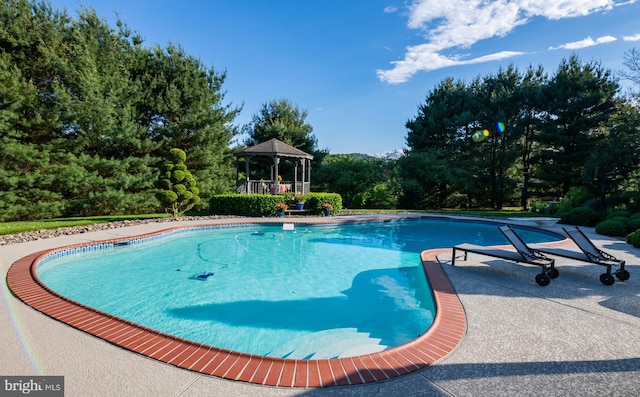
36;218;560;359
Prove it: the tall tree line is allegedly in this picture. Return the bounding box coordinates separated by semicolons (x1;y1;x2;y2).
0;0;239;221
401;57;640;210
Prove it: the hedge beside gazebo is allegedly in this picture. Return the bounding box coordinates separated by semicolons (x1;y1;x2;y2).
234;138;314;195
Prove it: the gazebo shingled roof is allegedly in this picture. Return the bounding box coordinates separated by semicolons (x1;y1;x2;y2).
234;138;314;160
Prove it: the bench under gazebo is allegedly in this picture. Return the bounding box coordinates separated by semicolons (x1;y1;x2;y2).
234;138;313;195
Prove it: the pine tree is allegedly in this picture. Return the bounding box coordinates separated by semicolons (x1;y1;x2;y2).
247;98;318;154
536;55;618;196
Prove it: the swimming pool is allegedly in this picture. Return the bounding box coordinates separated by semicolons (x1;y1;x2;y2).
37;224;432;359
35;218;559;359
8;216;563;387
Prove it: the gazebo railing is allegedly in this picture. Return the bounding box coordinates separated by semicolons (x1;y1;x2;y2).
296;181;311;194
237;180;310;195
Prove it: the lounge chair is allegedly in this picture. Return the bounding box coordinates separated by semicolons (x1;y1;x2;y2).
452;225;557;286
531;226;630;286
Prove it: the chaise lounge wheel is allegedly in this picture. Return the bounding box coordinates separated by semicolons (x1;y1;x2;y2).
615;269;630;281
547;268;560;279
600;273;615;286
535;273;551;286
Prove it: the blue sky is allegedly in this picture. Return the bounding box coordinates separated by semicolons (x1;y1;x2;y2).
48;0;640;155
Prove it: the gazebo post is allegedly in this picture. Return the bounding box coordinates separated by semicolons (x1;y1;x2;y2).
303;159;310;194
293;160;299;194
274;156;280;194
235;157;239;192
303;159;307;193
244;157;251;194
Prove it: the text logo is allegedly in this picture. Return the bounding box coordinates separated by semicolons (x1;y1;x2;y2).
0;376;64;397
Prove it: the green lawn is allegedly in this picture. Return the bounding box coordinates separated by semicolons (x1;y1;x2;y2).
343;208;536;217
0;208;541;236
0;214;170;235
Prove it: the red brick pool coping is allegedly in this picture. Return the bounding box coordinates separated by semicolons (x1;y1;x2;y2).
6;222;466;388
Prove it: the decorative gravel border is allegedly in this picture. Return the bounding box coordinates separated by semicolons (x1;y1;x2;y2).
6;221;466;388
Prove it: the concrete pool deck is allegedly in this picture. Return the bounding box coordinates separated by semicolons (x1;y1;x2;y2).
2;215;640;396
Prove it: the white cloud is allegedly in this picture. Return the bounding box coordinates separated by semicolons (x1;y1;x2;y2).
521;0;620;19
376;47;525;83
378;0;637;84
549;35;617;50
623;33;640;41
383;6;398;13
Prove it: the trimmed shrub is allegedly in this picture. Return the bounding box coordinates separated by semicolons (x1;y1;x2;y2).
627;229;640;247
607;210;631;219
560;207;602;226
208;193;343;217
595;219;627;237
302;193;342;215
209;194;285;217
609;216;630;230
627;217;640;233
156;148;200;217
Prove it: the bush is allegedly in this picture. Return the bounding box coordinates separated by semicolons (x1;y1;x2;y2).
530;200;560;215
302;193;342;214
595;219;628;237
209;192;343;217
209;194;285;217
353;182;398;209
607;210;631;219
609;216;630;229
627;229;640;247
628;217;640;232
560;207;602;226
565;186;592;208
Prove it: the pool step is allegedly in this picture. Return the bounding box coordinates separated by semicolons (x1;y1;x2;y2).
270;328;387;359
338;343;387;357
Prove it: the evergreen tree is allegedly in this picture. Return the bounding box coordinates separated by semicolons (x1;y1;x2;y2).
583;99;640;206
131;43;240;198
475;65;525;209
511;65;548;209
60;8;148;159
0;0;70;220
0;0;238;219
403;57;621;210
536;55;618;196
246;98;318;154
404;77;479;207
244;98;323;182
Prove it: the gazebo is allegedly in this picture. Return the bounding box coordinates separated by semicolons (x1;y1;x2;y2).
234;138;314;195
